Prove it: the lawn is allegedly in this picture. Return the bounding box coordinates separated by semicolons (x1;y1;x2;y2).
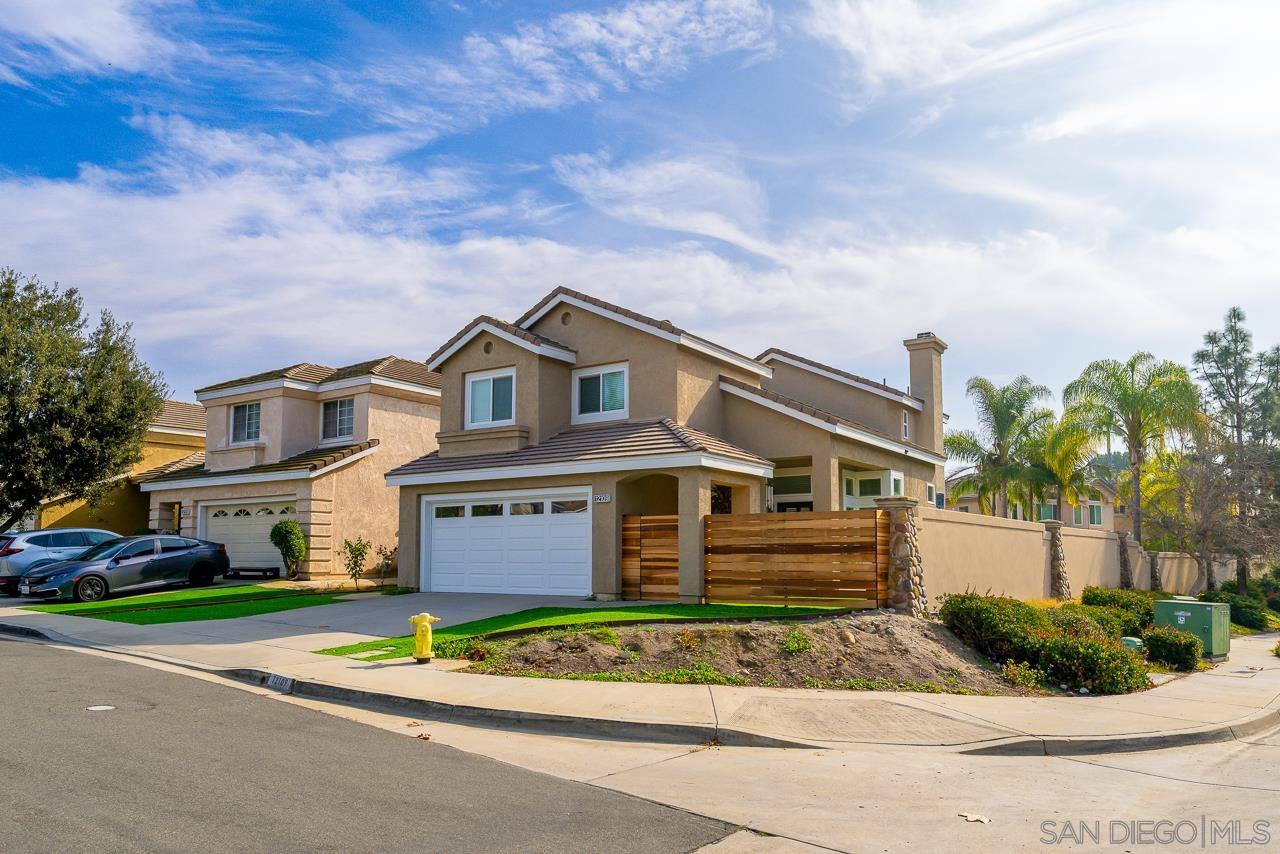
316;602;847;661
23;583;347;624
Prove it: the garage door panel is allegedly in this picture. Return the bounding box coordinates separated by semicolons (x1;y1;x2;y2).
426;493;591;596
204;501;292;570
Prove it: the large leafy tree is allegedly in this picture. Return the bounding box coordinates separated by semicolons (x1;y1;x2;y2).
0;269;166;531
1064;353;1200;546
945;375;1052;518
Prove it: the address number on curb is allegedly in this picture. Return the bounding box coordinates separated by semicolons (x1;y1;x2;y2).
594;494;612;503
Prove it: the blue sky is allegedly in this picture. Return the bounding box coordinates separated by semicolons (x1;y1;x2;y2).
2;0;1278;432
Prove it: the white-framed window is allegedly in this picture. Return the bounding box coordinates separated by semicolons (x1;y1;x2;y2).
322;397;355;441
926;483;936;504
572;362;628;424
230;402;261;443
1089;503;1103;526
465;368;515;428
1073;504;1084;525
902;410;910;440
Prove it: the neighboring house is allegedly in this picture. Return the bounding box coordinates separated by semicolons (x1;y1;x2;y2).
36;400;207;535
141;357;441;578
387;287;947;601
945;476;1120;531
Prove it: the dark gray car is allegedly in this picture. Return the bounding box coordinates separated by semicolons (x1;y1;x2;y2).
19;536;231;602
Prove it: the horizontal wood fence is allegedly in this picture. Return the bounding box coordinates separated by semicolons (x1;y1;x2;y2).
622;514;680;601
704;510;889;607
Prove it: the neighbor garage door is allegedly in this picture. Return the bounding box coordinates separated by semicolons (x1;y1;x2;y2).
203;501;295;571
425;492;592;595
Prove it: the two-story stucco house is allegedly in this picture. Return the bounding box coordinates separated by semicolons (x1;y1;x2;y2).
387;288;947;601
141;357;440;578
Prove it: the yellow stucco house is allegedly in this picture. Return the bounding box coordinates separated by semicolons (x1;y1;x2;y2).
388;287;948;602
36;400;207;535
140;357;440;578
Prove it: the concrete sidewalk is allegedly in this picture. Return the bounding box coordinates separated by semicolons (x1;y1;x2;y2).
3;598;1278;754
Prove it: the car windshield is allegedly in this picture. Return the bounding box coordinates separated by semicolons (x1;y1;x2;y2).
75;538;131;561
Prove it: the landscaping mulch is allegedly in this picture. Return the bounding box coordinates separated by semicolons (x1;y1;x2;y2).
463;612;1021;694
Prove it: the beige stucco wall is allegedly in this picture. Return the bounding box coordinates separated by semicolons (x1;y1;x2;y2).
762;360;912;443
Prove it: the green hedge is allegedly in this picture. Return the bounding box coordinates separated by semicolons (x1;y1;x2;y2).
1141;626;1203;671
1199;589;1269;630
1080;586;1156;629
1057;603;1141;638
1036;633;1151;694
939;593;1149;695
937;594;1051;664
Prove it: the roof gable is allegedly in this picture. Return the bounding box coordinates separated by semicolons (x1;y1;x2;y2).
757;348;922;408
426;316;577;371
516;286;770;378
151;400;207;434
196;357;440;399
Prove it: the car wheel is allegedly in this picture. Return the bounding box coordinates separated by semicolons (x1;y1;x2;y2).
189;564;215;587
74;576;108;603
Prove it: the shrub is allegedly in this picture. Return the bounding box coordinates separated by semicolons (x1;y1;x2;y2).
1056;604;1140;638
1273;641;1279;660
340;537;371;591
1268;596;1280;614
1199;589;1269;630
268;519;307;578
1035;634;1150;695
938;593;1052;664
780;627;811;655
1141;626;1203;671
1001;660;1045;690
1081;586;1156;630
1046;608;1108;639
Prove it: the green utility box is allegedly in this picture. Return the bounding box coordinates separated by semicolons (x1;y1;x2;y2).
1154;597;1231;661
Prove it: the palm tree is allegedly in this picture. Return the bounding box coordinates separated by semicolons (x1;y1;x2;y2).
1063;353;1201;545
1025;409;1098;523
945;375;1052;517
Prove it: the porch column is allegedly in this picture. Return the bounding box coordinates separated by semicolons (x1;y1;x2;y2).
874;497;928;617
812;448;842;512
677;470;711;603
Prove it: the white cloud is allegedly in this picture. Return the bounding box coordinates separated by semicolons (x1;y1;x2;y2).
0;0;178;78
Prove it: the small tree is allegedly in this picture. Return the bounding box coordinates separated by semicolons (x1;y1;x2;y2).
0;268;167;531
341;536;371;591
269;519;307;579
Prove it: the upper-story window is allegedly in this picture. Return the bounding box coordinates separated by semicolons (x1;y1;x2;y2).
901;410;910;440
466;368;515;428
322;397;355;441
572;362;628;424
231;402;261;443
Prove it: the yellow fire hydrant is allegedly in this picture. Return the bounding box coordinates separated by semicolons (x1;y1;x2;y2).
409;613;441;663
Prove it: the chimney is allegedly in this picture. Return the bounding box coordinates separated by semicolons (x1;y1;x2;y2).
903;332;947;458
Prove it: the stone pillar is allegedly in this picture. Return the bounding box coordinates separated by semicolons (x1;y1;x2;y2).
1148;551;1162;592
874;497;927;617
1117;532;1133;590
1045;520;1070;600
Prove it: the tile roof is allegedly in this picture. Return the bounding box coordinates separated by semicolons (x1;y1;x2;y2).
424;315;576;368
152;400;207;433
756;348;921;403
386;419;770;479
133;452;207;483
142;440;379;486
196;358;439;394
514;286;768;371
719;375;941;456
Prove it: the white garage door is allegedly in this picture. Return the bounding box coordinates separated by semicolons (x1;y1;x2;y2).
203;501;295;571
426;492;592;595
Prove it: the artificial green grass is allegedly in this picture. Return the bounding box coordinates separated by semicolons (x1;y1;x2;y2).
24;584;311;616
316;602;846;661
88;592;347;624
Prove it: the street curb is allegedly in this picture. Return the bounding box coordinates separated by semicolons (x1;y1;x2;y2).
5;620;1275;755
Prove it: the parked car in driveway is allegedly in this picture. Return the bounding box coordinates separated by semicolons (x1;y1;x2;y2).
0;528;119;596
18;535;231;602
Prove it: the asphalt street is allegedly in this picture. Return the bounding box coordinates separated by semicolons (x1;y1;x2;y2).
0;638;732;854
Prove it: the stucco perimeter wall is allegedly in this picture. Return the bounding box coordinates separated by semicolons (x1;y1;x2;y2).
919;507;1205;599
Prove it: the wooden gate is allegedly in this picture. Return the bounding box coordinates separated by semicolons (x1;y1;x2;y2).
703;510;889;607
622;514;679;601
